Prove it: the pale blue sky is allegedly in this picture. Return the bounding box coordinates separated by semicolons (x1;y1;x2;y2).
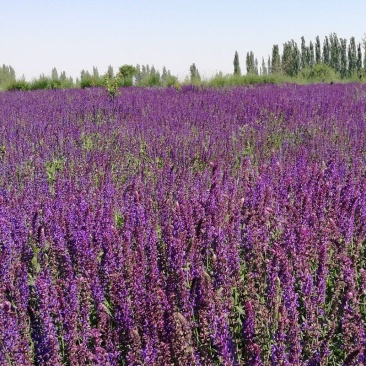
1;0;365;81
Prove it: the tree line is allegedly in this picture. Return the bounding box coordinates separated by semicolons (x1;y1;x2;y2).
0;64;180;91
233;33;366;81
1;32;366;91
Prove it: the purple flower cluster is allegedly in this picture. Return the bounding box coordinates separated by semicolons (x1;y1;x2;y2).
0;84;366;364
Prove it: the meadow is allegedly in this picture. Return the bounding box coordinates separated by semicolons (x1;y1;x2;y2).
1;84;366;365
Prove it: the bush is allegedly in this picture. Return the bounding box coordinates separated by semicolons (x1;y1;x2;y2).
6;79;29;91
208;72;228;87
141;73;162;87
80;75;104;89
59;78;75;89
204;73;282;88
164;74;179;87
103;73;120;98
29;76;52;90
299;64;337;83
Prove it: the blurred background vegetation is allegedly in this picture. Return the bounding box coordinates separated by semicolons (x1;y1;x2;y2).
1;32;366;91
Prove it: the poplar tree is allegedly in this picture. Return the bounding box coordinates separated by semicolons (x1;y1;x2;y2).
315;36;321;64
118;65;137;86
309;41;315;67
246;52;256;74
282;40;300;76
161;66;168;84
261;57;267;75
301;36;308;68
233;51;241;76
329;33;340;72
51;67;59;81
363;38;366;73
80;70;91;79
189;63;200;82
135;64;142;85
282;41;293;75
148;66;161;86
271;45;281;73
107;65;114;78
161;67;177;86
92;66;100;80
357;43;362;76
323;36;330;65
60;71;67;82
0;64;16;87
339;38;347;78
348;36;357;76
292;42;300;75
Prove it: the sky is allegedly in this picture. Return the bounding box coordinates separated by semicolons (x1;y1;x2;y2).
1;0;366;81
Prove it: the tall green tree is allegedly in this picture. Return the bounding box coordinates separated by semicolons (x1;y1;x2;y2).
0;64;16;88
161;67;177;86
80;69;99;88
348;36;357;75
135;64;165;86
107;65;114;78
148;66;161;86
301;36;308;69
51;67;59;81
92;66;100;80
80;70;91;80
329;33;340;72
161;66;168;83
245;52;251;74
309;41;315;67
340;38;348;78
118;64;137;86
282;40;300;76
292;42;300;75
323;36;330;65
189;63;200;82
246;52;257;74
58;71;73;88
233;51;241;76
315;36;321;64
363;37;366;73
135;64;142;85
261;57;267;75
282;41;293;75
60;71;67;82
357;43;363;76
271;45;281;73
255;58;259;75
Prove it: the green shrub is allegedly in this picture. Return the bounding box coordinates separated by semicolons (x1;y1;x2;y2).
140;73;162;87
59;78;75;89
6;80;29;91
103;73;120;98
80;75;104;89
203;73;283;88
208;72;228;87
117;65;137;87
164;74;179;87
29;76;51;90
299;64;337;83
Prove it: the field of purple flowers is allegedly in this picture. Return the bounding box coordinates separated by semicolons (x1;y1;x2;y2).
0;84;366;365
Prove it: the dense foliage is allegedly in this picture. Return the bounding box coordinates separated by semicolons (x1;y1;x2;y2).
2;32;366;91
246;33;366;81
1;84;366;365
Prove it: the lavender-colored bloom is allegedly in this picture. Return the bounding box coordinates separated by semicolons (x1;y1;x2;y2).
0;84;365;363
